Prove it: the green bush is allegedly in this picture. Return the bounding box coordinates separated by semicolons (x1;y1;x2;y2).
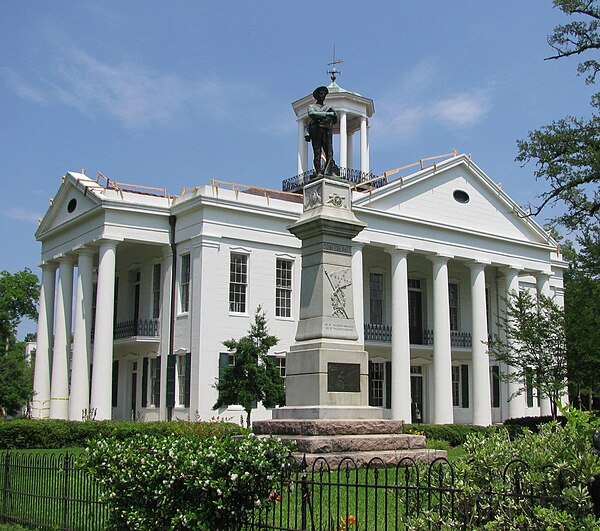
0;419;241;449
504;414;568;432
80;433;293;530
401;407;600;529
404;423;504;446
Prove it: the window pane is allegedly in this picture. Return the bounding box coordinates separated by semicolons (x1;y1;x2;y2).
369;273;384;325
153;263;161;319
276;259;292;317
229;253;248;313
180;255;190;313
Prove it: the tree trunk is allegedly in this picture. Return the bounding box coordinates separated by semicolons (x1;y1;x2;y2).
590;389;594;412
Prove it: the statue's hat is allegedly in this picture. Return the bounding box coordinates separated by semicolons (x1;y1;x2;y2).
312;86;329;99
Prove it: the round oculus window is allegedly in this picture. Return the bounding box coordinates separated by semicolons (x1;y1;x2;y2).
453;190;470;204
67;198;77;213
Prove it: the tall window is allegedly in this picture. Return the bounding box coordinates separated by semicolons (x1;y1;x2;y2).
369;273;384;325
152;263;162;319
491;365;500;408
150;358;161;407
369;361;384;407
451;366;461;406
177;354;187;406
448;283;459;331
229;253;248;313
452;364;469;408
275;259;293;318
180;254;190;313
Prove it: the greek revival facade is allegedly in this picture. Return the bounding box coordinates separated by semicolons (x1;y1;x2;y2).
32;84;565;425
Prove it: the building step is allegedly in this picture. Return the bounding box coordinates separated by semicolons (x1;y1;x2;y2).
277;433;425;453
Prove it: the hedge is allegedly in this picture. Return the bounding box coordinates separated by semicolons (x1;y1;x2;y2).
404;423;524;446
0;419;242;449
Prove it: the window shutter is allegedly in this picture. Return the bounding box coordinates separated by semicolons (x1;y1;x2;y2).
385;362;392;410
218;353;229;401
166;356;176;408
184;352;191;407
461;364;469;408
154;356;161;405
112;360;119;408
368;361;375;407
141;358;148;407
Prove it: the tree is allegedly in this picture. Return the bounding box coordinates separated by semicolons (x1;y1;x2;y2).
0;268;40;350
516;0;600;234
562;230;600;409
0;269;39;416
487;290;568;419
213;307;285;428
0;340;33;417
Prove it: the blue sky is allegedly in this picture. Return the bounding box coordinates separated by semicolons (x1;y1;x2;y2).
1;2;595;338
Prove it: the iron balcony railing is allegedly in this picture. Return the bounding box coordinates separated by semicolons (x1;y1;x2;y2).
92;318;160;342
364;323;472;348
282;167;387;193
113;319;160;340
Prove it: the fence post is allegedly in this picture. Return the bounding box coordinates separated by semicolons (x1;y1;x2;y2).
2;453;10;520
62;454;70;530
300;456;308;531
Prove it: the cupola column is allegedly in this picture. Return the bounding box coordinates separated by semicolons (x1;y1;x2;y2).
360;117;369;174
49;256;75;419
297;118;308;175
32;262;57;418
68;248;95;421
90;240;118;420
339;111;348;169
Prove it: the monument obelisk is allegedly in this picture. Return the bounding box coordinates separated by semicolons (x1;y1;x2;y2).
272;85;381;420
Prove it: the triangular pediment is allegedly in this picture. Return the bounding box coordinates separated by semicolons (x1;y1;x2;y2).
354;155;551;245
36;172;103;238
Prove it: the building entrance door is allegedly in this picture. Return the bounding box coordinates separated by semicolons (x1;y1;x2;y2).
411;366;424;423
408;283;423;344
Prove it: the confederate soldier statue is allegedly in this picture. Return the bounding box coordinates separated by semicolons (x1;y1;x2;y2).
306;86;339;176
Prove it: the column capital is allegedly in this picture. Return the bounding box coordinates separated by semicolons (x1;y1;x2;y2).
385;246;413;259
500;265;523;276
55;254;76;265
467;260;489;273
38;261;58;271
73;245;95;258
534;271;552;281
426;253;452;266
94;238;120;250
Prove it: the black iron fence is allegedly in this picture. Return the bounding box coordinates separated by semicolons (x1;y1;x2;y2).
282;168;386;193
0;452;108;530
0;452;589;530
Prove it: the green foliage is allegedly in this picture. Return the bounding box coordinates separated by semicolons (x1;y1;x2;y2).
487;290;568;419
213;307;285;427
404;423;501;447
401;407;600;529
0;341;33;416
0;268;39;347
0;418;241;449
517;1;600;237
81;433;293;530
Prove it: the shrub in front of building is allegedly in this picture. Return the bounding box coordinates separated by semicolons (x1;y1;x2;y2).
0;418;241;449
81;433;293;530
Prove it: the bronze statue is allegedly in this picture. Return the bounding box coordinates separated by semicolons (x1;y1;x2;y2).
306;86;338;176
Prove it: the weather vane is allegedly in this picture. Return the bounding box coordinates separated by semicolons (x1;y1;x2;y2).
327;46;343;83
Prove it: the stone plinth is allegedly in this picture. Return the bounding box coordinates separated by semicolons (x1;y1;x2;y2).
253;419;446;467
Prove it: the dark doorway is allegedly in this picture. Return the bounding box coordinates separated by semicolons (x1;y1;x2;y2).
409;288;423;344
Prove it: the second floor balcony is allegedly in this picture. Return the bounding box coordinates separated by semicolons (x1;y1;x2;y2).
92;318;160;343
364;323;473;348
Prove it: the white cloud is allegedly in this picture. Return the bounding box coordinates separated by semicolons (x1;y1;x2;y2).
6;207;42;223
432;91;490;127
2;48;258;128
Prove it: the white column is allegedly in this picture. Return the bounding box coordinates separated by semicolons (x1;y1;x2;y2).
389;248;412;422
32;262;57;418
297;118;308;175
360;117;368;174
49;257;74;419
536;273;553;416
339;111;348;169
429;255;454;424
504;267;526;419
68;249;94;421
351;243;365;345
347;132;354;170
470;262;491;426
90;241;117;420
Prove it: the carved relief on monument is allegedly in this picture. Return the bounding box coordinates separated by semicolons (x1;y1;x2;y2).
304;185;323;210
324;267;352;319
325;192;347;209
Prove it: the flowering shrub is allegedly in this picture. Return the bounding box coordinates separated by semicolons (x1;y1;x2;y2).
80;433;293;530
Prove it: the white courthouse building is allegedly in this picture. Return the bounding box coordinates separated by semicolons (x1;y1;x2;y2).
32;81;565;425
